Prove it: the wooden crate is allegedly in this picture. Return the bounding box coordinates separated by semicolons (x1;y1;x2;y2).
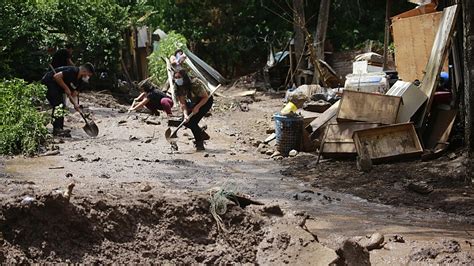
353;123;423;163
322;122;380;157
337;90;402;124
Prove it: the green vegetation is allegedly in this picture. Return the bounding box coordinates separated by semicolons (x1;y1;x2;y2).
148;32;188;84
0;79;49;155
0;1;413;81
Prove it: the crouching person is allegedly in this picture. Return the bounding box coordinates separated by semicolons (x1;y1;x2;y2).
174;69;212;151
129;79;173;116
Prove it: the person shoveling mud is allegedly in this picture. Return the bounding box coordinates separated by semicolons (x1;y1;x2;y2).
128;79;174;117
41;63;96;137
172;69;212;151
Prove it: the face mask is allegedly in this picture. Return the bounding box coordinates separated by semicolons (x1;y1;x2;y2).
175;78;184;86
82;76;90;83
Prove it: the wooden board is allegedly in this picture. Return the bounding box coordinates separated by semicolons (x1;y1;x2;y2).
307;100;340;139
322;122;379;156
423;108;457;150
392;11;446;82
165;58;176;104
418;5;459;128
337;90;402;124
353;123;423;163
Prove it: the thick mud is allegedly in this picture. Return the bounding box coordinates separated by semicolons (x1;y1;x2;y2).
0;192;264;264
1;89;474;264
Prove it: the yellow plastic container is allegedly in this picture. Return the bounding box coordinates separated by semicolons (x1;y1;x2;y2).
280;101;297;115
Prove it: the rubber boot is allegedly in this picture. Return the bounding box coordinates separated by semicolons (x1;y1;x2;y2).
194;141;205;151
201;130;210;141
53;128;71;138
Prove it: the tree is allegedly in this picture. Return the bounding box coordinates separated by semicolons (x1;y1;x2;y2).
462;0;474;181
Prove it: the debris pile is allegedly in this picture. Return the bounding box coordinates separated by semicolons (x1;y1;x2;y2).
267;4;460;170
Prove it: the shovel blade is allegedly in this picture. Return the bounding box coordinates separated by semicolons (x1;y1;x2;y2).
83;121;99;137
165;127;178;143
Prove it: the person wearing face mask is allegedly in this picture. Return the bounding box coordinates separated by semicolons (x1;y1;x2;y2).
170;49;187;70
41;63;95;136
174;69;212;151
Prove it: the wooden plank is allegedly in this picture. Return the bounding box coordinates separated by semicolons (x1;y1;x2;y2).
392;11;445;82
418;5;459;127
165;58;176;104
322;122;380;156
336;90;402;124
307;100;340;139
353;123;423;163
423;108;457;150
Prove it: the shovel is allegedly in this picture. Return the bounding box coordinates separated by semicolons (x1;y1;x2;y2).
50;64;98;137
165;113;194;143
165;84;221;144
79;112;99;137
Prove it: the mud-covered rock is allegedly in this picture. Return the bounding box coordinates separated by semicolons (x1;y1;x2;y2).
336;239;370;266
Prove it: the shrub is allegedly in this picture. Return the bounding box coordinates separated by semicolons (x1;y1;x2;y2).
0;79;49;155
148;31;187;84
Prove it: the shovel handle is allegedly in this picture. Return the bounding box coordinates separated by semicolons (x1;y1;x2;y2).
79;111;89;124
175;113;194;131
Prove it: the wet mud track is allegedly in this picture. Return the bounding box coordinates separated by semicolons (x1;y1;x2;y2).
1;90;474;263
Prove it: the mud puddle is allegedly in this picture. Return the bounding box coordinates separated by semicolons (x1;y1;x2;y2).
151;158;474;240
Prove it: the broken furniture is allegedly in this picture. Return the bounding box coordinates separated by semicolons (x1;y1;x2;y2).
321;122;379;157
337;90;402;125
386;81;427;123
353;123;423;163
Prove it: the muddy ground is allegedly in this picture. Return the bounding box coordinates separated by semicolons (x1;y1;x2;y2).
1;88;474;264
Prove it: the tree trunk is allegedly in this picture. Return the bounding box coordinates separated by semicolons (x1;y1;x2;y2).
383;0;392;70
293;0;305;86
315;0;330;61
462;0;474;181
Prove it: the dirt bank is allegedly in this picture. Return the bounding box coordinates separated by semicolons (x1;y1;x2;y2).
0;189;264;264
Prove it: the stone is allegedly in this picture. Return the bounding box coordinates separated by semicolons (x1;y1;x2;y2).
391;235;405;243
289;149;298;157
266;128;275;134
253;140;262;147
129;135;138;141
262;204;284;216
145;120;160;125
265;149;274;156
270;151;281;158
408;181;433;194
363;232;385;251
204;153;210;158
336;239;370;266
257;143;268;154
140;184;152;192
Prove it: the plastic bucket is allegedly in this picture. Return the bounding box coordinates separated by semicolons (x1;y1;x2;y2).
274;113;303;156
